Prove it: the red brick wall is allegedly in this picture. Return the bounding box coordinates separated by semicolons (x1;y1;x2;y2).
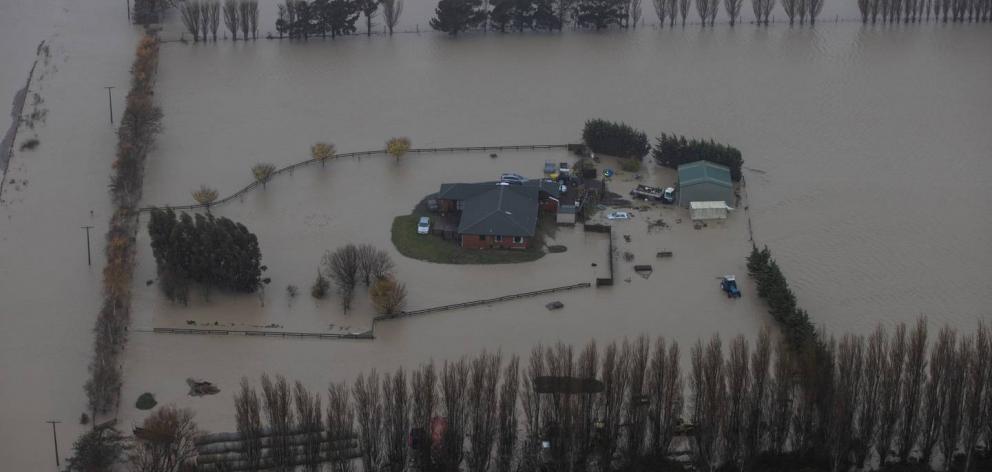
460;234;529;250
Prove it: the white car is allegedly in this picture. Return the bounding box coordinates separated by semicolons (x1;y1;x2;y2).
417;217;431;234
606;211;632;220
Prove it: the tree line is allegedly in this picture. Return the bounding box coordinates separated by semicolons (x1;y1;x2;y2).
857;0;991;23
747;246;814;350
147;208;266;305
179;0;261;42
274;0;405;39
582;119;651;159
84;34;162;421
652;133;744;182
66;321;991;471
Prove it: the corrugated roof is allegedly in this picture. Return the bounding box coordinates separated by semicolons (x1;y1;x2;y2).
677;161;732;188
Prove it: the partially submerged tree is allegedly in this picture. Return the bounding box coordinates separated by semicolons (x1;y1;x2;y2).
370;275;407;315
382;0;404;33
357;244;394;286
431;0;487;35
234;377;264;472
358;0;381;35
322;244;360;312
191;185;219;207
386;136;411;162
251;162;276;188
311;141;336;167
223;0;239;39
129;406;200;472
180;0;203;41
65;424;129;472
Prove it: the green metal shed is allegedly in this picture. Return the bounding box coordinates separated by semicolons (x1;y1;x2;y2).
676;160;734;208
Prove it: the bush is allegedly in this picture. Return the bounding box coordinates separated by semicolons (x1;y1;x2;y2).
652;133;744;182
311;272;330;299
135;392;157;410
620;158;642;173
582;119;650;159
369;275;408;315
19;138;39;151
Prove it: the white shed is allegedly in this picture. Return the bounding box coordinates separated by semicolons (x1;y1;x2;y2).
689;201;733;220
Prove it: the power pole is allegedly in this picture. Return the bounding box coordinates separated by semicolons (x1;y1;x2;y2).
104;86;115;124
81;225;94;266
45;420;62;468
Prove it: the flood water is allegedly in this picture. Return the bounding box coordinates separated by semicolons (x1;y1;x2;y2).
1;0;991;468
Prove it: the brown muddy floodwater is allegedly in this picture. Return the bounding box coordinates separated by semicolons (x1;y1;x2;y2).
0;0;990;467
124;19;992;435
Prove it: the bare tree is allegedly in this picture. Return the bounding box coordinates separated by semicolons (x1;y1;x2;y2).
624;336;650;464
574;341;598;468
695;0;711;24
239;0;252;40
353;370;384;472
129;406;200;472
246;0;259;39
806;0;824;23
877;323;907;466
356;244;394;286
940;335;970;472
648;338;680;457
854;325;886;469
180;1;203;41
829;334;864;472
199;1;212;42
631;0;644;26
858;0;870;21
898;317;929;463
261;374;295;472
322;245;360;312
411;362;438;470
326;382;356;472
598;341;632;471
722;335;750;470
234;377;263;471
679;0;691;24
690;335;725;472
520;347;544;472
294;381;324;472
767;340;794;455
919;326;955;465
668;0;680;24
206;1;221;40
744;329;770;467
653;0;671;26
440;358;471;472
223;0;239;39
782;0;798;23
467;351;502;472
495;356;520;472
725;0;744;25
382;368;410;472
962;322;989;472
381;0;404;34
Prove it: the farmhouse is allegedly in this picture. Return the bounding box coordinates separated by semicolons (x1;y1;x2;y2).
436;180;559;249
677;160;734;208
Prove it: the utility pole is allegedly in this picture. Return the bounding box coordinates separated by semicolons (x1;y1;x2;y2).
45;420;62;468
81;225;94;266
104;86;115;124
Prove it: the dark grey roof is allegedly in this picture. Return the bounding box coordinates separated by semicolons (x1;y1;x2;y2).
458;184;538;237
438;179;559;201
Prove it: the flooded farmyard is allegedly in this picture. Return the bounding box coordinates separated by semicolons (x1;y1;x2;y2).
2;0;991;469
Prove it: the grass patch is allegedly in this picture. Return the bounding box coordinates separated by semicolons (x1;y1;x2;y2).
391;214;545;265
135;392;157;410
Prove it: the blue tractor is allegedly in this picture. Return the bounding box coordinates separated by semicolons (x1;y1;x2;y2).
721;275;742;298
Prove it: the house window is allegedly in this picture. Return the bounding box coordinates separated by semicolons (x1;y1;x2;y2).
479;235;486;241
494;235;503;242
513;236;524;244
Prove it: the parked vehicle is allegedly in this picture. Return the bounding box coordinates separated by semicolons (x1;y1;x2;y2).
543;161;556;174
662;187;675;204
417;216;431;235
721;275;741;298
606;211;632;220
500;173;526;185
603;168;614;178
559;162;570;175
630;184;665;201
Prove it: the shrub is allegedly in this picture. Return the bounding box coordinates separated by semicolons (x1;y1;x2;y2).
311;272;330;299
620;158;642;173
370;275;407;315
19;138;39;151
652;133;744;182
581;119;650;159
386;137;412;161
135;392;157;410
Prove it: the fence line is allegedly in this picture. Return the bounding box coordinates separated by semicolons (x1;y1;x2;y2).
139;144;579;213
142;282;591;342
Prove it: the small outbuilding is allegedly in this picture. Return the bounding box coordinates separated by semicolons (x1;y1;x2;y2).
677;160;733;208
690;201;733;220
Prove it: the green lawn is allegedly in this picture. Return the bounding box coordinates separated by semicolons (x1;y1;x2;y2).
391;214;545;265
